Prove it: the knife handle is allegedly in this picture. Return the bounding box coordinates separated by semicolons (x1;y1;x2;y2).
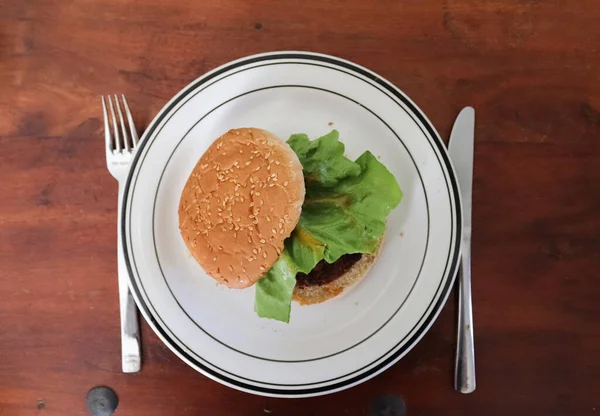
454;236;476;393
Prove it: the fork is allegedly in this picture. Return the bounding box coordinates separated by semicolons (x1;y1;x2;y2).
102;94;141;373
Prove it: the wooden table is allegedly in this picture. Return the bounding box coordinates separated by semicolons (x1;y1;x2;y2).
2;0;599;414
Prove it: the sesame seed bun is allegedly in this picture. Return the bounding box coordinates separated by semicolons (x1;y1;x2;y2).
178;128;305;289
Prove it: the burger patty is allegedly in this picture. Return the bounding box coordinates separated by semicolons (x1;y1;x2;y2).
296;253;363;287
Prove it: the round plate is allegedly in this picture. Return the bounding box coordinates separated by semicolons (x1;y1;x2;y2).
122;52;461;397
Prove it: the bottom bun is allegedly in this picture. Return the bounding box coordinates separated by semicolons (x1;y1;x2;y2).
292;251;379;305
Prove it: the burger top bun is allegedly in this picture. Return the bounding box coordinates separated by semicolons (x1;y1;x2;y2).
178;128;305;289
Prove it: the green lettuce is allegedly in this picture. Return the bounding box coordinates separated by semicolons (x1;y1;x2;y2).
254;131;402;322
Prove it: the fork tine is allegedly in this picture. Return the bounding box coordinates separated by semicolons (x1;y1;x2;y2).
114;95;130;152
121;95;139;147
107;95;121;153
102;96;113;152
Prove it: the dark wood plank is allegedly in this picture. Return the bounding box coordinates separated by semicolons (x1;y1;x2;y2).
1;0;599;414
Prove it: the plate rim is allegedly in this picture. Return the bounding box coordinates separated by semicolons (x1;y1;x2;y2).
121;51;462;397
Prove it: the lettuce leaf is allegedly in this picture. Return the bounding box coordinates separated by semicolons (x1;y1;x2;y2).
254;131;402;322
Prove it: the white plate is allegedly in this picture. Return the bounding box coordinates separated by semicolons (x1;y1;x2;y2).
122;52;461;397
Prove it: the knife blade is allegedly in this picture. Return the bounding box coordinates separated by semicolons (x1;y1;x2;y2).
448;107;476;394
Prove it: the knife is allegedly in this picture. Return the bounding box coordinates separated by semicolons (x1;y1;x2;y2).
448;107;476;394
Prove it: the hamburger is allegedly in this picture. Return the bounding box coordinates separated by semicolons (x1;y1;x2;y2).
179;128;402;322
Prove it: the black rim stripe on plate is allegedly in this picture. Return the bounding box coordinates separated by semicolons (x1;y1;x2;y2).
125;58;456;391
121;53;461;395
125;56;457;392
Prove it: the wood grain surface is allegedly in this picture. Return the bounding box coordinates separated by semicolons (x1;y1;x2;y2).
1;0;599;415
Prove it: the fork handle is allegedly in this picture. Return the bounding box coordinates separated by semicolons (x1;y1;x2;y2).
117;186;141;373
454;239;476;393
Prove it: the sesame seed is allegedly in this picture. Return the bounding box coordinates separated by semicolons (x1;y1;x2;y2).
275;160;280;165
266;216;270;222
263;252;267;259
279;229;284;234
218;246;223;250
229;265;234;271
255;166;261;172
249;225;254;231
283;181;288;186
255;191;261;196
273;178;278;182
248;237;252;243
260;266;265;271
249;202;254;206
260;239;266;244
213;257;217;262
253;249;258;254
278;223;283;229
245;161;251;166
272;228;277;234
240;196;245;203
269;183;275;187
